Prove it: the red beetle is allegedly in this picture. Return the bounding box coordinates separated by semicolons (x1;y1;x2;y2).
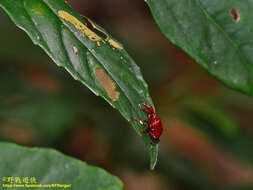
132;103;163;144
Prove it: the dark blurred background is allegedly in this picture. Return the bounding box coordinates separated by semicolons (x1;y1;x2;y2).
1;0;253;189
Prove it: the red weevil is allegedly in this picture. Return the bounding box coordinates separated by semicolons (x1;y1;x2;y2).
132;103;163;144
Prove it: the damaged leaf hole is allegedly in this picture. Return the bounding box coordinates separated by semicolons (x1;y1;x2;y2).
81;15;108;39
82;15;123;50
230;8;240;22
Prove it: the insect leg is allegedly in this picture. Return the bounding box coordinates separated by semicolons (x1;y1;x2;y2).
132;118;148;125
140;127;148;133
138;103;154;114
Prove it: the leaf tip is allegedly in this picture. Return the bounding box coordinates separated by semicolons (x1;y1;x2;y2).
149;144;158;170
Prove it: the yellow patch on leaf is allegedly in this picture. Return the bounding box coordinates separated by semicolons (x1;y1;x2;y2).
108;39;123;50
58;10;101;41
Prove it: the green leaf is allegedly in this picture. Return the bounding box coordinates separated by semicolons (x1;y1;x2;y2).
146;0;253;96
0;0;158;169
0;142;123;189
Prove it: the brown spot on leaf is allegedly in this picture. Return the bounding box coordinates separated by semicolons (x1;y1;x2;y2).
230;8;240;22
73;46;78;55
95;68;119;101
